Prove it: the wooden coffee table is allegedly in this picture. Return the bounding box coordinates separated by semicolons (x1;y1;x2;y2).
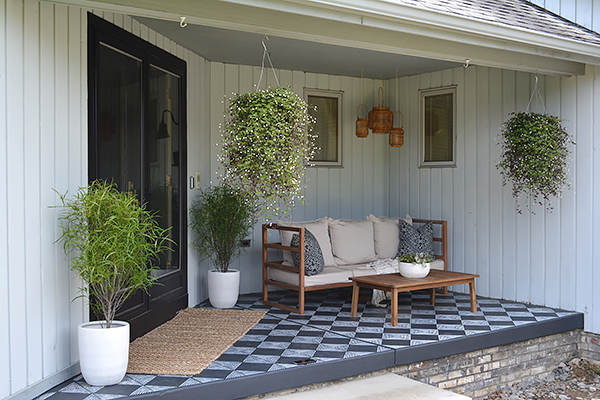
350;269;480;326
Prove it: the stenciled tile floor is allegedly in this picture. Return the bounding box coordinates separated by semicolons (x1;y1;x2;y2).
37;289;582;400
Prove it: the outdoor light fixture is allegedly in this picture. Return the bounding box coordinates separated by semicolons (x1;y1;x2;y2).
156;110;179;139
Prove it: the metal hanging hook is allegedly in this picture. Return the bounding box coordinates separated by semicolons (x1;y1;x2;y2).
179;16;187;28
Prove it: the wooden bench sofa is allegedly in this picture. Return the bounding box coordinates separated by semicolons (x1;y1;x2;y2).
262;216;448;314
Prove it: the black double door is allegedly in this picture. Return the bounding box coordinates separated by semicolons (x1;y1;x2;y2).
88;14;188;339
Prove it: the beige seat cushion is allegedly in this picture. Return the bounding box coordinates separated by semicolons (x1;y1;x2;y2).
269;259;445;288
430;259;445;271
335;264;380;278
337;259;445;278
269;265;353;287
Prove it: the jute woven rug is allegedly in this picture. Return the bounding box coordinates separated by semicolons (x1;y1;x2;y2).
127;307;267;375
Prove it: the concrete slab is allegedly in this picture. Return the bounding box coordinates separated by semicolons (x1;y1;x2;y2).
270;373;471;400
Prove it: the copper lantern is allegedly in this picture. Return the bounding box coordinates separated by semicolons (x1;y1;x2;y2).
368;87;393;134
355;104;368;138
389;111;404;148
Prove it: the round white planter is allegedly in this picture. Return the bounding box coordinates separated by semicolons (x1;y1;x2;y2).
398;262;431;278
78;320;129;386
208;269;240;308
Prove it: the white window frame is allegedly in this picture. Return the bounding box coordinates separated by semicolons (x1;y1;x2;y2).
304;88;344;168
419;85;457;168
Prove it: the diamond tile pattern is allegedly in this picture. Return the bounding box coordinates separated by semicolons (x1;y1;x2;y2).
38;290;576;400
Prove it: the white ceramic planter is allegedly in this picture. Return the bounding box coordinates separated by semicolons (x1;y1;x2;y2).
398;262;431;278
208;269;240;308
78;320;129;386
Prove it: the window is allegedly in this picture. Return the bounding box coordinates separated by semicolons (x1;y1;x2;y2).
304;88;343;167
419;86;456;167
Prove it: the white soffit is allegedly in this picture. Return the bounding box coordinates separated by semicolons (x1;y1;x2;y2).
50;0;600;76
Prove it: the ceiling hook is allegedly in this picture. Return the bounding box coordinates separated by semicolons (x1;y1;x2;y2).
179;16;187;28
463;59;471;69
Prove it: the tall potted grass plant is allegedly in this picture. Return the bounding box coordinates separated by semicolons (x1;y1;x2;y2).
190;183;256;308
57;180;171;385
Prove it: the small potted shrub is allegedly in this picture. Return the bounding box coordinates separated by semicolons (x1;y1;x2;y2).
56;180;171;386
190;183;256;308
497;112;574;213
397;253;434;278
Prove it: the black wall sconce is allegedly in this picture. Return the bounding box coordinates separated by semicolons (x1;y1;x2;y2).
156;110;179;139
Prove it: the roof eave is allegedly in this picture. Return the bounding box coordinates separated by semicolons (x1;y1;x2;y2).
49;0;595;76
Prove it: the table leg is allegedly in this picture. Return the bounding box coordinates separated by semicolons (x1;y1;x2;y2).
391;289;398;326
469;279;477;313
430;288;436;306
351;282;360;317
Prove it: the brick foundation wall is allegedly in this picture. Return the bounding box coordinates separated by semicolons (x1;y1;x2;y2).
391;330;582;399
580;331;600;362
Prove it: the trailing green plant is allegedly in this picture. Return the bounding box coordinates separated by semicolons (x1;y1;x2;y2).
398;252;434;266
56;180;172;328
497;112;574;213
189;183;257;272
220;86;317;220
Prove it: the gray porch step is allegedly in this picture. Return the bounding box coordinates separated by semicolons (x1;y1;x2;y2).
269;373;471;399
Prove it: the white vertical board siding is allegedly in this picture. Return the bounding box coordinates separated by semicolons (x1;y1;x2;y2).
0;3;209;398
205;62;384;300
389;64;600;333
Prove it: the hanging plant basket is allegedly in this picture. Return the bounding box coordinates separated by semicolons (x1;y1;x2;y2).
221;86;317;220
497;112;574;213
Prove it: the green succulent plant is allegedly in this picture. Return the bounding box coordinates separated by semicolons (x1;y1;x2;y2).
398;253;434;265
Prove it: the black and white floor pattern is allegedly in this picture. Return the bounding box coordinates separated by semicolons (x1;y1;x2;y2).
38;289;580;400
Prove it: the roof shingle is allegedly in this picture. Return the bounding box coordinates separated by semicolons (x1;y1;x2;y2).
394;0;600;46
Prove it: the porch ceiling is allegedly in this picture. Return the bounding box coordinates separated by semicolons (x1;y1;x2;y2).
133;18;460;79
55;0;600;77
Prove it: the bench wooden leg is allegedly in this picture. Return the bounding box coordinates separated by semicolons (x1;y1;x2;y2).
351;282;360;317
429;288;436;306
469;279;477;313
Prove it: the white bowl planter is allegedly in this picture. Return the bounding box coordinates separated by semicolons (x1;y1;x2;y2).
78;320;129;386
398;262;431;279
208;269;240;308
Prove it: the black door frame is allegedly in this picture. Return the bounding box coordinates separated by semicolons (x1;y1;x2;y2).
87;13;188;339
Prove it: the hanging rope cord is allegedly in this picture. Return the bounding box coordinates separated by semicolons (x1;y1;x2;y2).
256;38;280;90
526;75;548;114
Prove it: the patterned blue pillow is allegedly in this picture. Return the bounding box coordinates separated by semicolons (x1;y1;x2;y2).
291;229;324;276
397;220;435;258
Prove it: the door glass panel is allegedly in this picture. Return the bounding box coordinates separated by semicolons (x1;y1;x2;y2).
147;65;180;277
96;42;142;194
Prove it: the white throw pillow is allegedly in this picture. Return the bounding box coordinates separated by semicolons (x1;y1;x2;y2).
367;214;412;259
327;218;377;265
277;217;336;267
